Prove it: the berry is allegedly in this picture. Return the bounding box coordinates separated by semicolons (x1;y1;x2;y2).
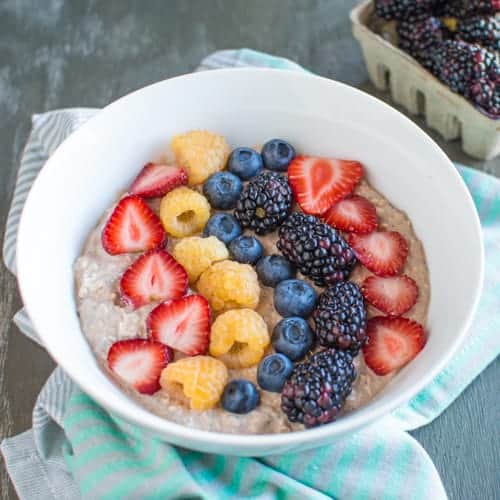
209;309;269;368
161;356;228;410
147;295;211;356
348;231;408;277
398;16;447;68
274;279;318;318
102;195;166;255
171;130;230;185
375;0;435;20
469;78;500;116
234;172;292;235
361;275;418;316
363;317;426;376
312;282;367;354
257;353;293;392
460;0;500;17
203;213;242;244
107;339;172;394
322;195;378;234
261;139;296;172
277;213;357;286
228;235;263;264
429;40;497;96
172;236;228;283
129;163;188;198
227;147;264;180
288;156;363;215
120;249;188;308
272;317;314;361
159;187;211;238
197;260;260;312
256;255;296;287
221;380;260;414
203;172;243;210
456;16;500;51
281;349;356;427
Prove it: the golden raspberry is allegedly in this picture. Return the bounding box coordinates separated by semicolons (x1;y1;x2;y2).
160;187;210;238
160;356;228;410
173;236;228;283
197;260;260;312
171;130;230;185
210;309;270;368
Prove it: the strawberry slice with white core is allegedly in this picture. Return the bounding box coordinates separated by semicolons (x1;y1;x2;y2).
107;339;172;394
363;316;426;376
102;195;166;255
129;162;188;198
362;275;418;316
348;231;408;276
120;249;188;308
288;156;364;215
147;295;211;356
322;195;378;234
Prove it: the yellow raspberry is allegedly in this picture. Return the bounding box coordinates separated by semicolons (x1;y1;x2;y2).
171;130;230;185
172;236;228;283
160;356;228;410
160;187;210;238
210;309;270;368
197;260;260;312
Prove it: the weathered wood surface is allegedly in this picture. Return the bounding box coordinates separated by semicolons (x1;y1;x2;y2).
1;1;498;498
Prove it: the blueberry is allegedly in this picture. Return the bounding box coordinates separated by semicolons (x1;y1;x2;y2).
203;213;242;244
227;147;264;180
261;139;295;172
221;379;260;414
257;353;293;392
229;235;263;264
203;172;243;210
272;317;314;360
274;279;317;318
256;255;296;287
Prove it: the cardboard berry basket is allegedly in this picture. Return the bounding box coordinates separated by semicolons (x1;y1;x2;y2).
350;0;500;160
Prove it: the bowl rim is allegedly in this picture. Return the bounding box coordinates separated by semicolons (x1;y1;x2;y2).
17;67;485;448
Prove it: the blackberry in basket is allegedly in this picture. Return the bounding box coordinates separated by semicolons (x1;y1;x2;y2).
374;0;436;21
456;16;500;51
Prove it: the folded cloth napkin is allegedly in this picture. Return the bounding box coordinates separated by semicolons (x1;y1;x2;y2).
2;49;499;500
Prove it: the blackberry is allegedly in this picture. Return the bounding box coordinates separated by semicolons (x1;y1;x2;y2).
461;0;500;17
398;16;447;67
456;16;500;51
429;40;496;96
277;213;357;287
375;0;436;21
281;349;356;428
312;282;367;354
469;78;500;117
234;172;292;235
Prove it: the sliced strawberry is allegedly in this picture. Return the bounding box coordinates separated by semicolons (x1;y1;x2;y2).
362;275;418;316
322;195;378;234
102;195;166;255
120;249;188;308
348;231;408;276
147;295;211;356
363;316;426;375
129;162;188;198
288;155;363;215
107;338;172;394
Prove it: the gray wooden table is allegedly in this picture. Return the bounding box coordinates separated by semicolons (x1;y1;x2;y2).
0;1;498;499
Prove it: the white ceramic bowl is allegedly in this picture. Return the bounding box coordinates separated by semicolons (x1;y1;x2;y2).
17;69;483;456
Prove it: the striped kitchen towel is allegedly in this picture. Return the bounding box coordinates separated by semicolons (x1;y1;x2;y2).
2;49;499;500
